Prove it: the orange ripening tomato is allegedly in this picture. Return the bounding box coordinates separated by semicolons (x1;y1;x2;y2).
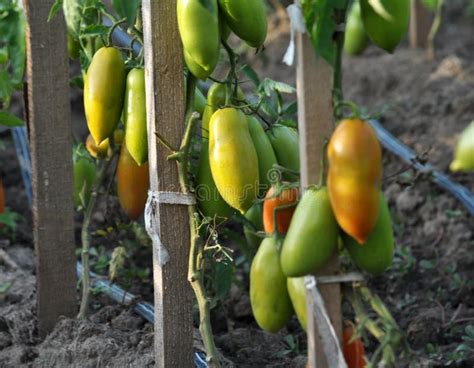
327;119;382;244
343;321;366;368
116;143;149;220
263;185;298;234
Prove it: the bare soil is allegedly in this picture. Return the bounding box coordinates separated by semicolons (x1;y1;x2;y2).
1;2;473;367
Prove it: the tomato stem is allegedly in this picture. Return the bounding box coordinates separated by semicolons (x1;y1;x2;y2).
78;149;116;319
332;6;349;120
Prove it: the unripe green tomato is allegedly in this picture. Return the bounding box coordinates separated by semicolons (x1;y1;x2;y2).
124;68;148;166
73;155;96;208
243;202;264;251
343;192;394;275
177;0;220;79
250;237;293;333
247;116;278;196
84;47;126;145
281;187;338;277
359;0;410;53
266;125;300;182
344;1;368;56
287;277;307;331
450;121;474;172
209;108;259;213
196;142;233;219
218;0;267;48
67;33;80;60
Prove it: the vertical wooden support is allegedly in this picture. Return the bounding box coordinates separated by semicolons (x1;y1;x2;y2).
296;33;342;368
142;1;194;367
410;0;432;48
23;0;76;336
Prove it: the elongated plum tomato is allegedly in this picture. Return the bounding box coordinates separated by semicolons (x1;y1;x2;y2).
124;68;148;166
209;108;259;213
287;277;307;331
177;0;220;79
344;1;368;56
450;121;474;172
247;116;278;195
86;130;124;159
218;0;267;48
263;184;298;234
343;192;394;275
250;237;293;333
266;125;300;182
343;321;366;368
84;47;126;145
327;118;382;244
359;0;410;53
116;143;150;220
280;187;338;277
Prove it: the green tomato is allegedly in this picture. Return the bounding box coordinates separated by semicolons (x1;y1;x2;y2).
243;202;264;251
73;155;96;208
287;277;307;331
359;0;410;53
124;68;148;166
343;192;394;275
247;116;278;196
450;121;474;172
266;125;300;182
250;237;293;333
281;187;338;277
344;1;368;56
209;108;259;213
218;0;267;48
177;0;220;79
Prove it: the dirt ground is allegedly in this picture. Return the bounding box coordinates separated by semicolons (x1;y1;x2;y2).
1;2;474;367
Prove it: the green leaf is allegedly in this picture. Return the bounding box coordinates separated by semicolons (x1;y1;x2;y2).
258;78;296;96
214;261;234;301
301;0;348;66
0;282;12;294
242;64;260;86
63;0;85;37
48;0;64;22
81;24;110;37
0;70;14;107
111;0;141;27
0;112;24;127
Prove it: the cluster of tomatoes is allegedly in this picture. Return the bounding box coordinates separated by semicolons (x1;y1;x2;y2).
74;47;149;220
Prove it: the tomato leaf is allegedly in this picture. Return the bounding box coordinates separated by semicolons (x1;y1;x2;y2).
111;0;141;27
301;0;348;66
81;24;110;37
241;64;261;87
258;78;296;96
0;112;23;127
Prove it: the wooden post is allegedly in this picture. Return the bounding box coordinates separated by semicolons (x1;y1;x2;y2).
296;32;342;368
142;1;194;367
23;0;77;336
409;0;432;48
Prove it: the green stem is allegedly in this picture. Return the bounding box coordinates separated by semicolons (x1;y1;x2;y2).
427;0;444;60
78;154;115;319
221;40;238;105
180;75;221;367
107;18;127;47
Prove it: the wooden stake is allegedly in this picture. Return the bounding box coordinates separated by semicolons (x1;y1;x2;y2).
296;32;342;368
410;0;432;49
142;1;194;367
23;0;76;337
